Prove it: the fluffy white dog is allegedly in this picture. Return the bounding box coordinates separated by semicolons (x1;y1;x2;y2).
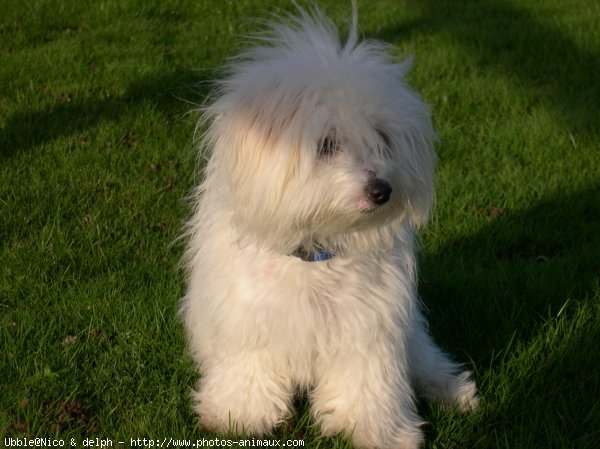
181;5;478;448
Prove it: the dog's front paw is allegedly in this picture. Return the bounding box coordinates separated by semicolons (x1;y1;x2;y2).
192;370;290;436
317;407;424;449
351;426;424;449
194;390;286;435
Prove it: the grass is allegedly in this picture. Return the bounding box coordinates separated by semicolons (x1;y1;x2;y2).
1;0;599;447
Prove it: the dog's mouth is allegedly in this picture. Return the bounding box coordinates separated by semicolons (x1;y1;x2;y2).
358;201;384;215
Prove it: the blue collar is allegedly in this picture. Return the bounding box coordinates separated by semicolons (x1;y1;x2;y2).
290;247;335;262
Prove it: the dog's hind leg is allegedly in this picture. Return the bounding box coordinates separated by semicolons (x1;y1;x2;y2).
408;308;479;412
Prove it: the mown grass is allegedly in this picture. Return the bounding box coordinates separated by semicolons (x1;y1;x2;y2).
1;0;599;448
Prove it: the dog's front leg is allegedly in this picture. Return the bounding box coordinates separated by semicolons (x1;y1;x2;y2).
311;338;423;449
193;353;292;436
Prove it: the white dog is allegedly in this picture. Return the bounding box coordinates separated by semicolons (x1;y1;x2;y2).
181;5;478;448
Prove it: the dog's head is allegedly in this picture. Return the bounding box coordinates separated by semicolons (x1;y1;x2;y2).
200;7;436;254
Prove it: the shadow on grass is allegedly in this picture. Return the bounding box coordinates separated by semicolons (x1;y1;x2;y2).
420;185;600;447
379;0;600;137
0;68;209;159
423;184;599;349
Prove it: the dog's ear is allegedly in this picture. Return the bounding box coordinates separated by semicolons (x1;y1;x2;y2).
397;128;436;229
206;100;304;218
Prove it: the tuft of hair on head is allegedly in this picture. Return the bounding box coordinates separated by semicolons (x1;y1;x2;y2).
250;0;361;57
346;0;359;49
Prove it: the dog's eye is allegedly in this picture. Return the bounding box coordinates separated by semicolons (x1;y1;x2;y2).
317;134;339;158
376;128;392;148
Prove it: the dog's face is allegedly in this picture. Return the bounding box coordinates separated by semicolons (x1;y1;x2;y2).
202;15;436;253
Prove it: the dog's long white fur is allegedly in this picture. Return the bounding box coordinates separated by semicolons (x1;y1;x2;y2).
181;5;477;448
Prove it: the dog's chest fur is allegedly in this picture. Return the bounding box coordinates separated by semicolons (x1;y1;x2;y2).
247;243;414;336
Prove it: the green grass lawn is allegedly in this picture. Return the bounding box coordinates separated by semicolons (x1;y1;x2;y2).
1;0;599;447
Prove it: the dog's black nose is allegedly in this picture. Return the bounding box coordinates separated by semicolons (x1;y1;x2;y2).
365;178;392;205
